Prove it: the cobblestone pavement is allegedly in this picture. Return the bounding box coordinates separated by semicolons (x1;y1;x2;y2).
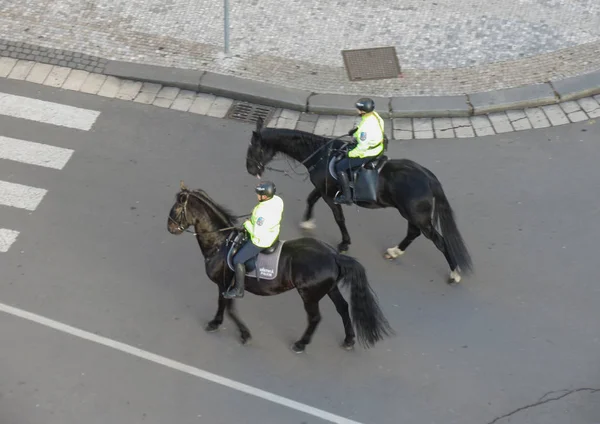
2;57;599;141
0;0;599;96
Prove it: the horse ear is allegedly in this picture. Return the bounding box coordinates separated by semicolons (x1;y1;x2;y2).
255;117;264;131
180;180;187;191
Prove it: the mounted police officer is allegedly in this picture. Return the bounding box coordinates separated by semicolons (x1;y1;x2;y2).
223;181;284;299
334;97;385;205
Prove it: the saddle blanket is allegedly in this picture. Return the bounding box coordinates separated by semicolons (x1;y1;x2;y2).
228;240;286;280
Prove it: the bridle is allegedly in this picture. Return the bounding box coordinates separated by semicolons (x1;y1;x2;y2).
169;190;246;236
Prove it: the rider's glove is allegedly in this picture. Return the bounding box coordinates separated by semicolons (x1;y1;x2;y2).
348;127;358;136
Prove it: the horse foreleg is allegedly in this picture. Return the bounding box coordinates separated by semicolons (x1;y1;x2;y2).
385;222;421;260
291;301;322;354
205;293;227;332
225;299;252;344
328;287;355;350
299;188;321;230
322;196;352;252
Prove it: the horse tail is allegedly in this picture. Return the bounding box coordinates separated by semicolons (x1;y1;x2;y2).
335;254;394;348
430;179;473;274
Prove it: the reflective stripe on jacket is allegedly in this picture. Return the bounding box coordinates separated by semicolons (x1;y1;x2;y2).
349;111;384;158
243;195;284;248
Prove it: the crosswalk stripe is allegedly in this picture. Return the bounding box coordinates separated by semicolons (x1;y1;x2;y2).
0;135;74;170
0;180;47;211
0;228;20;252
0;92;100;130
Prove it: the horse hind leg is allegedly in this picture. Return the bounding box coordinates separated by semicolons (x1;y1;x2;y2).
384;222;421;260
291;301;322;354
327;286;355;350
419;223;460;285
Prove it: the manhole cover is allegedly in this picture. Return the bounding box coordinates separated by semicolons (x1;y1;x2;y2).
225;101;275;124
342;46;402;81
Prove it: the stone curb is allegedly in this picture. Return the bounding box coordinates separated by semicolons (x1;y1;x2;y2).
1;57;599;143
101;60;600;119
2;38;600;118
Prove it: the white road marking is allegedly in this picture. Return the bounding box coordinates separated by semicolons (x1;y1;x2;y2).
0;302;364;424
0;228;20;252
0;180;47;211
0;136;74;170
0;92;100;130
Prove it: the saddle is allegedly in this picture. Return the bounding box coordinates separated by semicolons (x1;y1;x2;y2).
226;231;285;281
328;154;388;203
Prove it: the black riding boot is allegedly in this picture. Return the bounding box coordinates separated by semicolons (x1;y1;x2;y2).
335;171;353;205
223;263;246;299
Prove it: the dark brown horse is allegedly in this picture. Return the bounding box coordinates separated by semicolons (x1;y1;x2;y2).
245;118;473;285
167;181;394;353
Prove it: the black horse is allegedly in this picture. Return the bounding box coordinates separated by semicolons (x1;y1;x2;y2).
167;181;393;353
245;118;473;285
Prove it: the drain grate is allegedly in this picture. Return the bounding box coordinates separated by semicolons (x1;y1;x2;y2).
225;101;275;124
341;46;402;81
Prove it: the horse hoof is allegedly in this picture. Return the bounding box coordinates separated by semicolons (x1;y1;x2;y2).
205;321;221;332
342;340;355;351
240;332;252;345
299;219;316;230
337;243;350;253
448;270;461;285
384;247;404;260
291;342;305;354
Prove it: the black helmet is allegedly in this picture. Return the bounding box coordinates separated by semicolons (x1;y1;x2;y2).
355;98;375;113
255;181;276;198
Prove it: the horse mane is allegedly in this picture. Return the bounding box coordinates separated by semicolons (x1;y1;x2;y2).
186;188;238;227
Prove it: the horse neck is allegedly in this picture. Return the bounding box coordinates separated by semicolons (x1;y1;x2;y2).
193;221;228;259
262;129;326;163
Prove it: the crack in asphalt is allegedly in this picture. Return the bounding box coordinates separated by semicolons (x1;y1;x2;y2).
487;387;600;424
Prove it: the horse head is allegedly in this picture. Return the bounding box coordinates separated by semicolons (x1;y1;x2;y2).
246;118;276;178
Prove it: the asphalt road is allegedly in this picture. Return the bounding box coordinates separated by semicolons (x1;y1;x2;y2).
1;78;599;424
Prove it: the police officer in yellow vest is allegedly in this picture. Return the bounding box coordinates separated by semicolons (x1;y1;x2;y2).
223;181;284;299
334;98;385;205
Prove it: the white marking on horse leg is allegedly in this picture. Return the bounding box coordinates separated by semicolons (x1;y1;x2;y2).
450;270;462;283
299;219;316;230
384;246;404;259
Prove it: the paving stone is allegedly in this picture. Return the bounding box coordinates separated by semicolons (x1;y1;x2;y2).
559;101;581;114
297;112;319;123
265;109;282;128
487;112;514;133
295;120;317;133
61;69;89;90
524;107;551;128
506;109;532;131
451;117;475;138
541;104;570;126
133;82;162;104
333;115;357;136
205;96;233;118
156;86;180;101
392;118;413;139
153;97;175;108
24;62;52;83
567;110;589;122
413;118;434;139
170;90;196;111
7;59;34;80
275;110;301;129
470;116;495;136
79;73;107;94
577;97;600;117
0;57;17;77
115;80;143;101
41;66;71;87
433;117;455;138
314;115;336;136
188;93;216;115
97;76;122;98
